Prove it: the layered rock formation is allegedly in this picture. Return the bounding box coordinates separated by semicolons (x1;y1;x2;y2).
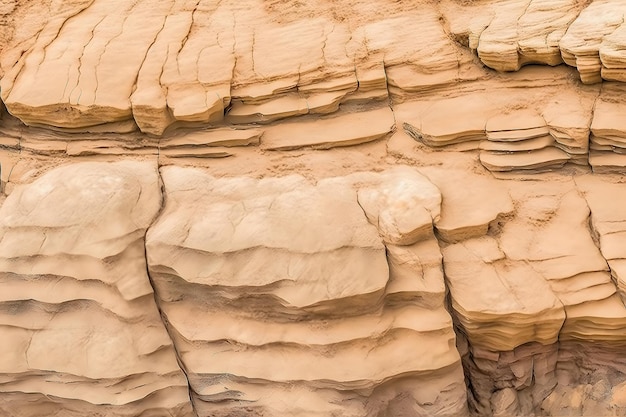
441;176;626;415
145;166;467;416
4;1;626;417
0;162;193;416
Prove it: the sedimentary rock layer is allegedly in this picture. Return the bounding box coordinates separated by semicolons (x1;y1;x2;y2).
145;166;468;417
0;161;194;416
436;172;626;416
0;0;471;134
3;2;626;417
6;1;626;172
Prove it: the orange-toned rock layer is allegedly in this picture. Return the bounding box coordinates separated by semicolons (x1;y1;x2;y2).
4;1;626;417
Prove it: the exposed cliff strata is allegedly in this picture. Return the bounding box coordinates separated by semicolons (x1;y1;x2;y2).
0;0;472;134
439;175;626;416
5;0;626;173
1;0;624;138
398;66;602;173
0;162;194;416
144;166;468;417
3;155;626;416
3;1;626;417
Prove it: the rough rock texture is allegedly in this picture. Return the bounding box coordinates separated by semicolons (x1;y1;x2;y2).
4;1;626;417
0;161;194;416
441;177;626;416
145;166;467;417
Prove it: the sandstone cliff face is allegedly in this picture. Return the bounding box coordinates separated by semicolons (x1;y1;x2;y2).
0;162;193;416
145;166;467;416
3;1;626;417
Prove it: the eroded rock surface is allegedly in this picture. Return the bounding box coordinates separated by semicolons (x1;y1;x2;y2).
145;166;467;417
4;1;626;417
440;176;626;416
0;161;194;416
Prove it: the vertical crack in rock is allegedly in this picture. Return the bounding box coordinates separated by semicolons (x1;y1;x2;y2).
0;0;52;77
140;167;469;416
574;177;605;256
68;14;106;104
177;1;198;69
586;80;602;170
0;161;194;416
439;243;482;416
143;165;199;417
129;0;178;135
382;62;392;107
5;2;626;415
6;0;96;98
90;0;141;106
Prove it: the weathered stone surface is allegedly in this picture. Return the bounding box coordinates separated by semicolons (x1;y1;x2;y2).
5;2;626;417
577;175;626;305
440;176;626;416
420;168;514;243
145;166;467;417
261;107;395;151
560;0;626;84
0;161;193;416
0;0;473;134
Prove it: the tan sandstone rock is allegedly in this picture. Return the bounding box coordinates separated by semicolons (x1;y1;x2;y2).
0;161;193;416
3;2;626;417
145;166;468;417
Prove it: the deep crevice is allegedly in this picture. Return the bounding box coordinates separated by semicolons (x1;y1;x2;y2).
142;165;199;417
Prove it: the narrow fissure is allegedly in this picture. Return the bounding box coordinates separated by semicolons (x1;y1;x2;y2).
439;251;484;417
142;165;199;417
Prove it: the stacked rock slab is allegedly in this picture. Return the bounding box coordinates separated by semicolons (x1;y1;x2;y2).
145;166;468;417
0;0;473;134
444;0;626;84
398;67;599;174
7;2;626;417
440;175;626;416
6;0;626;176
0;162;194;416
439;177;563;415
474;0;583;72
589;83;626;172
559;0;626;83
577;175;626;308
480;110;572;172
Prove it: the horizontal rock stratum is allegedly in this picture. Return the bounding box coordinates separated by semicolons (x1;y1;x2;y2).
3;1;626;417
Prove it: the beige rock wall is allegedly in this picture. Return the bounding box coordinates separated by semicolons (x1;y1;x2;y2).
4;1;626;417
145;166;467;416
0;161;194;416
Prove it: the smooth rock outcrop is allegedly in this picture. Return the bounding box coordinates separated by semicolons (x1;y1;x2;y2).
261;106;395;151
